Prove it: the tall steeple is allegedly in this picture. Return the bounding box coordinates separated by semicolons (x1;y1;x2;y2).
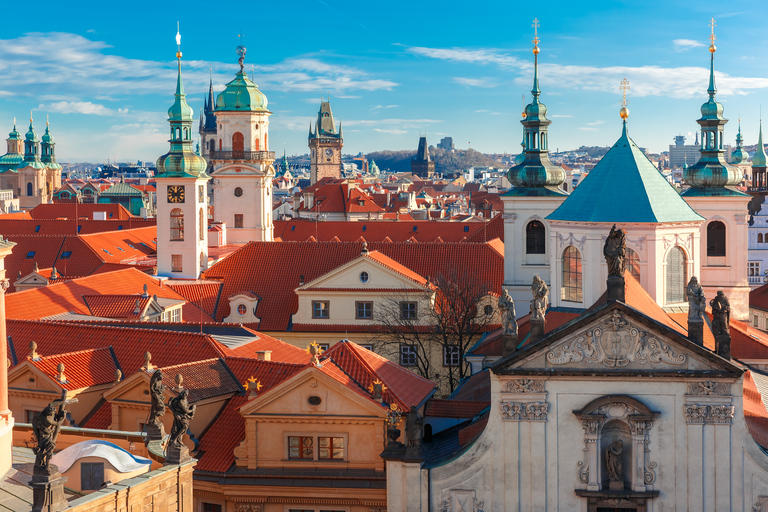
23;115;43;168
682;18;743;194
730;118;750;164
506;18;566;195
156;28;208;179
752;121;767;190
41;117;61;169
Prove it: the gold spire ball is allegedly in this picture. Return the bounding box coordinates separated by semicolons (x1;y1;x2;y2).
619;78;630;120
709;17;716;53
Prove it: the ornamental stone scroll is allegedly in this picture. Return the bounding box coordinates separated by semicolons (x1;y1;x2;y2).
500;401;548;421
503;379;544;393
683;404;734;424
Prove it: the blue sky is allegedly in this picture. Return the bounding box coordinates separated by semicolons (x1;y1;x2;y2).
2;0;768;163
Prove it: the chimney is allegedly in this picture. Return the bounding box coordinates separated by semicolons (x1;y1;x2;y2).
255;350;272;361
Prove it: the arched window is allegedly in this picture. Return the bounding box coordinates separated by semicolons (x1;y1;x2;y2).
170;208;184;241
209;139;215;152
175;127;181;140
759;233;764;243
665;246;686;303
26;182;32;196
626;247;640;281
199;208;205;241
706;221;726;256
183;128;188;140
254;137;260;151
200;251;206;271
526;220;546;254
232;132;244;154
561;246;582;303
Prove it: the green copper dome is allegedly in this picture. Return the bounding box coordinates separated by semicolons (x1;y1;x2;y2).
7;122;20;141
41;123;53;144
216;71;268;112
25;119;38;142
730;121;750;164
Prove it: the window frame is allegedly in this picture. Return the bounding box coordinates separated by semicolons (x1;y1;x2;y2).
399;301;418;320
355;301;373;319
312;300;330;319
285;433;347;462
561;245;583;303
81;461;105;491
234;213;244;229
525;220;546;255
400;344;417;366
170;208;184;241
171;254;183;273
443;345;461;367
706;220;726;257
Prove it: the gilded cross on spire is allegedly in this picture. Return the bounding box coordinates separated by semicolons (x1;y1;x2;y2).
532;18;540;46
709;17;717;52
620;78;630;107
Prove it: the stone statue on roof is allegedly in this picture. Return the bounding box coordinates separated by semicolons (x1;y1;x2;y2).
603;224;626;277
32;390;76;475
710;290;730;337
168;389;196;448
686;277;706;320
405;405;423;449
147;370;166;439
498;289;517;336
530;275;548;321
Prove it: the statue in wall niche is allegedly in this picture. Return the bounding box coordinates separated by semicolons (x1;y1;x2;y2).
168;389;196;448
710;290;731;336
498;289;517;336
603;224;626;277
686;277;706;320
530;275;548;320
148;370;166;429
32;389;76;475
605;439;623;483
405;406;424;448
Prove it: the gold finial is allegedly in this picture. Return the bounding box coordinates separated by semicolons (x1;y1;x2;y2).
709;17;716;53
532;18;540;54
46;114;49;126
175;21;182;60
521;93;527;119
619;78;630;119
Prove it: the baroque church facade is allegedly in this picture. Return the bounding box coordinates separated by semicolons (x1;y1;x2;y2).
0;117;62;208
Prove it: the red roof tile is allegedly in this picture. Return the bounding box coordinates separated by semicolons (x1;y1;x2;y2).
29;347;118;391
272;219;492;243
83;295;153;319
80;399;112;429
450;371;490;402
457;411;489;446
157;358;241;402
424;399;489;418
29;203;135;220
194;395;249;472
167;281;222;317
743;372;768;449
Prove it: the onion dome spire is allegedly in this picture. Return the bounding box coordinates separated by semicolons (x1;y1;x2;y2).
682;18;744;195
730;118;750;164
506;19;566;196
156;24;208;179
8;118;20;141
754;121;767;168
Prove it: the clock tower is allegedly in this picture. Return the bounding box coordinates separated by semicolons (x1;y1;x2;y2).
308;98;343;184
155;29;210;279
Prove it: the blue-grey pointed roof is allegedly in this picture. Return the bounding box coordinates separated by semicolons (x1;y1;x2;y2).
547;122;703;223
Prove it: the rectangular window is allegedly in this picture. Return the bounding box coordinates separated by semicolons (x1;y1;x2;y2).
26;251;35;259
399;301;417;320
318;343;330;352
318;437;344;460
443;345;461;367
288;436;314;459
81;462;105;490
755;315;759;327
34;225;40;233
359;344;374;351
234;214;244;228
171;254;182;273
202;504;222;512
26;410;40;423
356;301;373;319
171;308;181;322
60;251;72;259
400;345;417;366
750;261;761;277
312;301;329;319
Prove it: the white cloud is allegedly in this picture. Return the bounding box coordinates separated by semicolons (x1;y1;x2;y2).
370;104;399;110
453;77;499;88
550;114;573;118
586;120;605;126
344;118;442;128
579;127;599;131
39;101;114;116
407;44;768;99
673;39;704;52
374;128;407;134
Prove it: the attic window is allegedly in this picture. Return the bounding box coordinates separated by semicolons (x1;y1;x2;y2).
360;271;369;284
362;225;367;232
307;395;322;406
26;251;35;259
116;246;124;252
413;226;417;232
126;243;135;249
102;249;113;256
109;212;113;218
60;251;72;259
77;225;82;233
464;226;469;232
291;225;295;231
118;225;123;230
34;225;40;233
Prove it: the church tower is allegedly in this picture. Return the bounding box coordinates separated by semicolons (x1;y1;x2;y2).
41;119;62;199
681;19;750;320
411;136;435;178
199;73;217;169
17;116;49;208
308;99;343;184
209;45;275;243
155;29;210;278
501;19;569;310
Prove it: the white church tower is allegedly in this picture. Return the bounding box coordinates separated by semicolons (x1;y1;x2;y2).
209;45;275;243
155;29;210;278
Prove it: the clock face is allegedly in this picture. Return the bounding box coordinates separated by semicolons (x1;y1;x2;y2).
167;185;185;203
324;148;334;157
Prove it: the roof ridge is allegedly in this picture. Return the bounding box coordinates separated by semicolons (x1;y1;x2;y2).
223;355;306;368
32;346;113;360
9;318;213;338
158;357;222;370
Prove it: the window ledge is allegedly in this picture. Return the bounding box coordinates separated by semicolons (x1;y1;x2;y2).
283;459;349;464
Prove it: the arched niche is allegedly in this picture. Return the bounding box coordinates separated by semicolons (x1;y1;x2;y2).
574;395;659;496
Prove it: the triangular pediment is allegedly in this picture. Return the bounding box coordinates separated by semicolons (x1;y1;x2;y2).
298;255;428;292
103;370;156;404
239;366;386;418
8;362;63;394
493;303;742;377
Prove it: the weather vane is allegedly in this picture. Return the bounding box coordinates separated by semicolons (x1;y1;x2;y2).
709;17;717;52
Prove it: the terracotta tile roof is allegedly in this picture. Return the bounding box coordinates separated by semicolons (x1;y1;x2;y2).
6;268;185;320
465;214;504;242
158;358;241;403
321;340;436;410
193;395;249;472
729;320;768;360
743;371;768;449
424;399;490;418
289;323;436;333
272;219;491;243
471;310;581;357
457;411;489;446
29;203;135;220
364;250;429;286
202;241;503;331
216;330;310;364
167;281;223;317
28;347;119;391
751;283;768;312
83;295;152;319
0;211;32;219
0;218;155;236
450;370;491;402
298;182;385;214
80;399;112;429
7;319;224;377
